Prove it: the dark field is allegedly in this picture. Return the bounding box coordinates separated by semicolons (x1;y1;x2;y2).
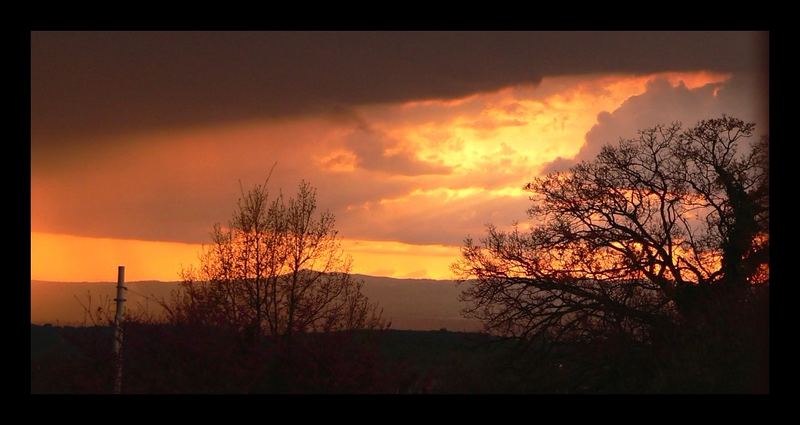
31;316;768;394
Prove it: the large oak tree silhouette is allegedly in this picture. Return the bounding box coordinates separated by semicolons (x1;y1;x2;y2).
455;116;769;344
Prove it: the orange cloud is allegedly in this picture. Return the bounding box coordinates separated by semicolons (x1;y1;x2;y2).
360;71;730;177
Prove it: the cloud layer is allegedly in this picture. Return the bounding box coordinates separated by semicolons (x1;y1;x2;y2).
32;31;766;153
32;70;766;249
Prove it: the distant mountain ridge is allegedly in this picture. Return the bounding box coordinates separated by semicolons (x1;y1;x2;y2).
30;275;482;332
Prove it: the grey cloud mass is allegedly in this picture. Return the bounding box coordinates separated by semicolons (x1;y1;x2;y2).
542;73;769;174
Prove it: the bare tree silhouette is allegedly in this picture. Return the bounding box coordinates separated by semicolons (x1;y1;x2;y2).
165;179;386;348
454;116;769;345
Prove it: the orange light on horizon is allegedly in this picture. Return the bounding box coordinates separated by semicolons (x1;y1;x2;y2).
31;232;202;282
31;232;463;282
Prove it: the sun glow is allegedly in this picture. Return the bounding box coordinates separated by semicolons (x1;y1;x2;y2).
360;72;730;175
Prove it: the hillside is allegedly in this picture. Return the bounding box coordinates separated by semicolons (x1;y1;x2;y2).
30;275;482;332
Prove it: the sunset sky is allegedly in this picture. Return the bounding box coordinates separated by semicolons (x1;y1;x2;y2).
31;31;769;282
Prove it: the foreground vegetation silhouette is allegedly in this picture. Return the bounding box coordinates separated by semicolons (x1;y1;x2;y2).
31;116;768;393
168;180;386;343
454;116;769;392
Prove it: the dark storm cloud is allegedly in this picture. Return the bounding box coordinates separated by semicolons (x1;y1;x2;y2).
31;31;766;150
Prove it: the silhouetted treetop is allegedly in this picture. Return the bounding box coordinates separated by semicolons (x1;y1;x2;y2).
166;180;386;344
454;116;768;342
